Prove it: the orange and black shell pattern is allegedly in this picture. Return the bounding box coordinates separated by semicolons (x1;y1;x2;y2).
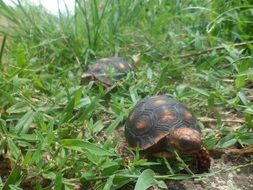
84;57;132;86
125;95;199;150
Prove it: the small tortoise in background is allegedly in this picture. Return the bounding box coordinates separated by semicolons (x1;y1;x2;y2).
81;55;139;86
125;95;211;172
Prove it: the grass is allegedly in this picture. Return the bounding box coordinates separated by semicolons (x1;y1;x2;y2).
0;0;253;189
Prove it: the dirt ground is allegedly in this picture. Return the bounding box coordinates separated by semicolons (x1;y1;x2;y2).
165;147;253;190
112;125;253;190
1;124;253;190
1;146;253;190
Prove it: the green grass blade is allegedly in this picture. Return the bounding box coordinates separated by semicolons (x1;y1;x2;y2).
60;139;113;156
15;110;35;134
54;172;63;190
134;169;167;190
0;34;6;64
2;165;22;190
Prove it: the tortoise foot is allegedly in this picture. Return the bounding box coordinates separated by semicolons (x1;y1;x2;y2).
196;147;211;172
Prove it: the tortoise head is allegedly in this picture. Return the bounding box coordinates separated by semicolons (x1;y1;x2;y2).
166;127;202;155
80;72;95;85
166;127;211;172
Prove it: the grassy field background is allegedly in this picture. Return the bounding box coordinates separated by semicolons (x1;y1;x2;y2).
0;0;253;189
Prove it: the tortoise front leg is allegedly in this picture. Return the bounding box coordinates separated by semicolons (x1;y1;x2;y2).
195;147;211;172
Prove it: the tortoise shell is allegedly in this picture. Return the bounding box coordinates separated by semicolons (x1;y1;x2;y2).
125;95;199;150
125;95;211;172
80;57;132;86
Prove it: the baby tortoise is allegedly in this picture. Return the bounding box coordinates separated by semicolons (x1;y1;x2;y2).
80;55;139;86
124;95;211;172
